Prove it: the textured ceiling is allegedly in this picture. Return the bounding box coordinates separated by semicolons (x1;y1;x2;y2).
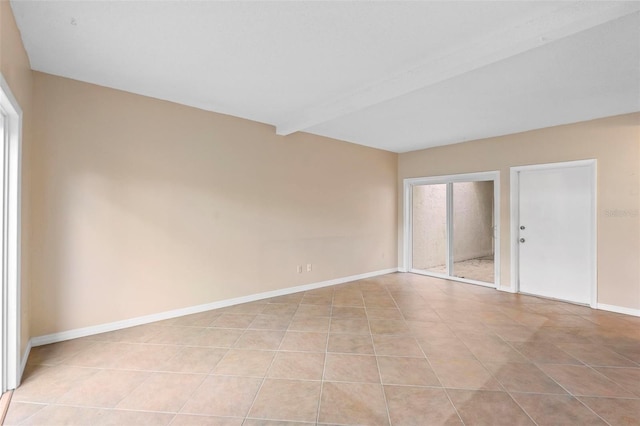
11;1;640;152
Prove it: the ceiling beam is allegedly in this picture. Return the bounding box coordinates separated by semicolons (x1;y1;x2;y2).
275;2;640;136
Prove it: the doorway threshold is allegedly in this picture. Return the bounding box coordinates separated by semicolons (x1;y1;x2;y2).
409;269;496;289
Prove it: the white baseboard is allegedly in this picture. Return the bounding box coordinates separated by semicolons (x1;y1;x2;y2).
19;339;31;385
494;294;639;317
31;268;399;347
597;303;640;317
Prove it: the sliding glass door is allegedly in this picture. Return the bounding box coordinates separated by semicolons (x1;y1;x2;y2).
405;172;499;287
452;181;495;283
412;184;447;275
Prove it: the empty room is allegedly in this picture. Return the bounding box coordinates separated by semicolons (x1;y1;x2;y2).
0;1;639;425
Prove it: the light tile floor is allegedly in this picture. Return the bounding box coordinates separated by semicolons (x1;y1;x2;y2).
5;273;640;425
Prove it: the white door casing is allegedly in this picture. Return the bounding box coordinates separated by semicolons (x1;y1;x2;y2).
0;73;23;391
510;160;597;306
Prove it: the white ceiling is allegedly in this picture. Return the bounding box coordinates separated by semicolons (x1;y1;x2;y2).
10;1;640;153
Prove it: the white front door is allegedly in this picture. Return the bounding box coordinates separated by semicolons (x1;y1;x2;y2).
517;163;595;305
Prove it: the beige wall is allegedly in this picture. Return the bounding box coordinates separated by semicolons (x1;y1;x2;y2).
30;72;398;337
1;0;33;355
399;113;640;310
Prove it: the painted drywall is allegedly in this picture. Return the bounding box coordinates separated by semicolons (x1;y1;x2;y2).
399;113;640;310
0;0;33;356
412;181;493;270
30;72;398;336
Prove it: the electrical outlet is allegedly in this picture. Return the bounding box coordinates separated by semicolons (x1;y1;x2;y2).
307;263;312;272
297;265;302;274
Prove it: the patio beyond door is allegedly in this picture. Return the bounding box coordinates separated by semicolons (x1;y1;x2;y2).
406;172;499;287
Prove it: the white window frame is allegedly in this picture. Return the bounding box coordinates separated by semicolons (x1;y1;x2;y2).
0;73;22;391
402;171;501;289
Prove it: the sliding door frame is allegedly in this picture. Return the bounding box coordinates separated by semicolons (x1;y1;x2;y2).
403;171;500;289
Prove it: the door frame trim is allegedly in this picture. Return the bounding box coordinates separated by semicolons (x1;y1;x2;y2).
509;160;597;307
402;170;500;288
0;73;22;391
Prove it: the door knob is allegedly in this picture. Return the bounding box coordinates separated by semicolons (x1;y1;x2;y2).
519;238;525;243
520;225;526;230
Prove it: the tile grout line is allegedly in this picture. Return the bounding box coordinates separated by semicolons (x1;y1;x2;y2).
364;290;393;426
20;363;640;399
166;342;228;424
240;291;332;424
394;287;468;426
429;292;535;425
453;313;555;426
481;317;614;426
238;300;285;424
168;364;217;423
315;290;333;425
502;387;541;426
572;396;614;426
